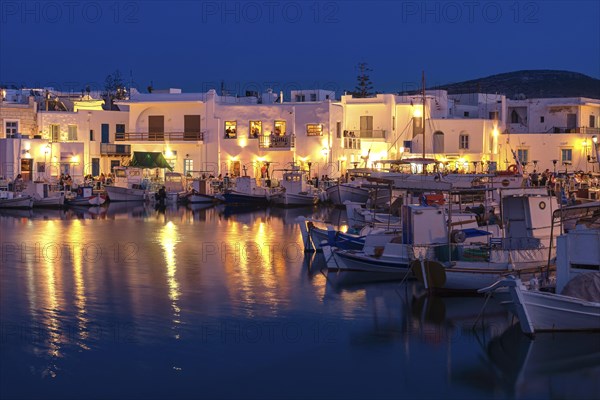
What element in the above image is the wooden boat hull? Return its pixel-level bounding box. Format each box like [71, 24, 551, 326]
[272, 192, 318, 206]
[222, 191, 269, 205]
[326, 184, 369, 206]
[187, 193, 217, 203]
[323, 245, 410, 285]
[105, 186, 146, 202]
[481, 277, 600, 334]
[66, 195, 106, 206]
[33, 194, 65, 208]
[0, 196, 34, 209]
[517, 289, 600, 332]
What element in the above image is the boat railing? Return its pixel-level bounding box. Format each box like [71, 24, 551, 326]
[412, 243, 491, 263]
[412, 236, 549, 263]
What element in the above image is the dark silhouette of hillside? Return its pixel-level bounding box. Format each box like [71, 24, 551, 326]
[430, 70, 600, 99]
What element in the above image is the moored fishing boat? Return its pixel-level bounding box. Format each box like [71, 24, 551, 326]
[222, 176, 281, 204]
[24, 182, 65, 208]
[326, 183, 369, 206]
[65, 186, 107, 206]
[104, 167, 148, 202]
[271, 166, 318, 206]
[0, 192, 34, 209]
[186, 178, 219, 203]
[413, 192, 558, 293]
[479, 206, 600, 334]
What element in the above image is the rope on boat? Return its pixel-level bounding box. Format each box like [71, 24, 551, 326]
[472, 291, 494, 331]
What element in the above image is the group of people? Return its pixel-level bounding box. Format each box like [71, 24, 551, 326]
[225, 127, 237, 138]
[528, 169, 598, 189]
[59, 173, 73, 191]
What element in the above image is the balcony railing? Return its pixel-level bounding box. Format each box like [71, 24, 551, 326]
[101, 143, 131, 156]
[115, 131, 204, 141]
[347, 129, 386, 139]
[548, 127, 600, 135]
[258, 134, 295, 150]
[343, 137, 361, 150]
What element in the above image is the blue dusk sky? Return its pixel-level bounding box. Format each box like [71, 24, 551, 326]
[1, 0, 599, 95]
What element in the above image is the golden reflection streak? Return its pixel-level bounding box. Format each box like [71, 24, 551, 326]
[40, 220, 62, 378]
[222, 218, 290, 318]
[68, 220, 89, 349]
[158, 221, 181, 339]
[338, 289, 367, 319]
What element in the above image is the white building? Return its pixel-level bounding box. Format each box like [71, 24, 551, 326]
[507, 97, 600, 134]
[3, 82, 598, 184]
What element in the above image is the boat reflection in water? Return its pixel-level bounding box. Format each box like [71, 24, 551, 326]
[486, 325, 600, 399]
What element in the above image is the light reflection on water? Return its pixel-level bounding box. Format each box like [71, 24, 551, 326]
[1, 204, 598, 399]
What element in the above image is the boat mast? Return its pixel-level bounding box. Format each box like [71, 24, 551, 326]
[422, 71, 426, 174]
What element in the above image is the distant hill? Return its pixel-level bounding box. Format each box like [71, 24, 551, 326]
[430, 70, 600, 100]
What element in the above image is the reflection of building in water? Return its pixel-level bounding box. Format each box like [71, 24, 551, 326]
[158, 221, 181, 339]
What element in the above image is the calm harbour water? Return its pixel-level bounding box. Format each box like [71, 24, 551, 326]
[1, 204, 599, 399]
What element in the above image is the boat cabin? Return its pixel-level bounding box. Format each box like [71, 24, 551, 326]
[165, 172, 185, 193]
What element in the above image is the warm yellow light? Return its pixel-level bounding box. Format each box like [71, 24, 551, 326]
[238, 137, 248, 148]
[165, 149, 174, 158]
[339, 155, 347, 161]
[24, 150, 31, 159]
[71, 155, 79, 163]
[321, 138, 329, 148]
[44, 145, 51, 155]
[413, 107, 423, 118]
[492, 128, 499, 137]
[321, 147, 329, 157]
[399, 146, 405, 153]
[592, 135, 598, 144]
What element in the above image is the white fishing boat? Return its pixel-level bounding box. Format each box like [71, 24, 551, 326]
[0, 192, 34, 209]
[163, 172, 188, 204]
[323, 238, 411, 286]
[411, 191, 558, 292]
[186, 178, 218, 203]
[66, 186, 106, 206]
[222, 176, 281, 204]
[23, 182, 65, 208]
[480, 216, 600, 335]
[326, 183, 369, 206]
[344, 201, 401, 230]
[298, 216, 393, 252]
[271, 167, 318, 206]
[104, 167, 148, 202]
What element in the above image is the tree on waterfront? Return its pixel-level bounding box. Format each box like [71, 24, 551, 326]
[104, 70, 127, 109]
[352, 62, 374, 98]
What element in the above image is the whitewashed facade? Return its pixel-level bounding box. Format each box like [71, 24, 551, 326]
[2, 85, 598, 183]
